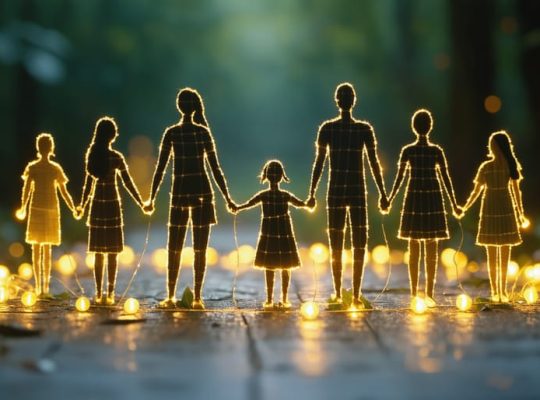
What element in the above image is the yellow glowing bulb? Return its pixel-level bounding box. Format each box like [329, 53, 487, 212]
[0, 265, 10, 282]
[507, 261, 519, 280]
[151, 248, 168, 271]
[371, 244, 390, 265]
[456, 294, 473, 311]
[18, 263, 33, 280]
[75, 296, 91, 312]
[56, 254, 77, 276]
[15, 208, 26, 220]
[21, 291, 37, 307]
[0, 285, 8, 302]
[309, 243, 329, 264]
[521, 217, 530, 230]
[118, 246, 135, 266]
[523, 286, 538, 305]
[411, 296, 427, 314]
[123, 298, 140, 314]
[300, 301, 320, 320]
[206, 247, 219, 266]
[85, 253, 95, 269]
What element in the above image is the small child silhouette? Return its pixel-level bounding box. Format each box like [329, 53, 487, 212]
[77, 117, 145, 305]
[16, 133, 77, 297]
[462, 131, 527, 303]
[232, 160, 309, 309]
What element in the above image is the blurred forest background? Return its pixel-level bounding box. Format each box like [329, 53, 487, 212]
[0, 0, 539, 261]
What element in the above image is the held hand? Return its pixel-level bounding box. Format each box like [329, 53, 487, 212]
[227, 200, 238, 214]
[143, 201, 155, 216]
[15, 207, 26, 221]
[453, 205, 464, 219]
[379, 196, 390, 214]
[306, 196, 316, 210]
[519, 214, 530, 229]
[74, 206, 84, 220]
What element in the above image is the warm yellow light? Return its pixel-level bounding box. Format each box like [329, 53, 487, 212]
[523, 286, 538, 304]
[309, 243, 329, 264]
[15, 208, 26, 220]
[0, 285, 8, 302]
[507, 261, 519, 280]
[524, 264, 540, 282]
[56, 254, 77, 276]
[238, 245, 255, 265]
[484, 95, 502, 113]
[75, 296, 91, 312]
[21, 291, 37, 307]
[8, 242, 25, 258]
[411, 296, 427, 314]
[151, 248, 168, 271]
[371, 245, 390, 265]
[18, 263, 33, 280]
[180, 246, 195, 267]
[300, 301, 320, 320]
[341, 249, 352, 265]
[441, 248, 467, 269]
[118, 246, 135, 266]
[123, 297, 140, 314]
[456, 294, 473, 311]
[0, 265, 10, 282]
[520, 217, 530, 230]
[206, 247, 219, 266]
[85, 253, 95, 269]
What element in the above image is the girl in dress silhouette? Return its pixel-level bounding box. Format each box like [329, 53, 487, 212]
[78, 117, 144, 305]
[232, 160, 308, 309]
[16, 133, 77, 297]
[386, 109, 461, 306]
[462, 131, 527, 302]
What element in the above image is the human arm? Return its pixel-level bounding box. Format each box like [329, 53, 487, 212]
[509, 178, 527, 225]
[78, 172, 95, 218]
[288, 193, 308, 209]
[234, 193, 262, 212]
[118, 155, 144, 209]
[146, 130, 172, 212]
[436, 148, 462, 217]
[387, 148, 409, 211]
[16, 168, 33, 220]
[364, 126, 388, 209]
[205, 130, 234, 210]
[307, 125, 328, 208]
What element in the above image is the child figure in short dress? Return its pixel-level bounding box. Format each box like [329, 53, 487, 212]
[232, 160, 309, 309]
[462, 131, 527, 303]
[16, 133, 77, 297]
[386, 109, 461, 306]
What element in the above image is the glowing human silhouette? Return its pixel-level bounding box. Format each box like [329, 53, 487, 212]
[386, 109, 461, 306]
[232, 160, 308, 309]
[16, 133, 77, 297]
[145, 88, 234, 309]
[308, 83, 388, 307]
[77, 117, 145, 305]
[462, 131, 527, 303]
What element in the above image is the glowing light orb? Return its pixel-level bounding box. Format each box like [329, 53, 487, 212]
[151, 248, 168, 271]
[118, 246, 135, 266]
[411, 296, 427, 314]
[456, 294, 473, 311]
[15, 208, 26, 220]
[523, 286, 538, 305]
[123, 298, 140, 314]
[0, 265, 10, 282]
[180, 246, 195, 267]
[521, 217, 530, 230]
[75, 296, 91, 312]
[21, 291, 37, 307]
[441, 248, 468, 269]
[18, 263, 33, 280]
[309, 243, 329, 264]
[238, 245, 255, 265]
[206, 247, 219, 266]
[0, 285, 8, 302]
[507, 261, 519, 280]
[85, 253, 95, 269]
[8, 242, 25, 258]
[300, 301, 320, 320]
[56, 254, 77, 276]
[371, 245, 390, 265]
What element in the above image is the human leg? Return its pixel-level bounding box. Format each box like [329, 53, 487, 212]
[32, 244, 42, 295]
[328, 206, 347, 301]
[41, 244, 52, 294]
[486, 246, 498, 301]
[499, 245, 511, 301]
[408, 240, 421, 297]
[281, 270, 291, 307]
[425, 239, 439, 301]
[192, 224, 211, 307]
[107, 253, 118, 303]
[349, 206, 368, 302]
[93, 253, 105, 302]
[265, 270, 275, 306]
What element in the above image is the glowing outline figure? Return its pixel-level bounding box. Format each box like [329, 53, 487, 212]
[386, 109, 461, 306]
[462, 131, 527, 303]
[16, 133, 77, 297]
[308, 83, 388, 307]
[145, 88, 234, 309]
[232, 160, 308, 309]
[78, 117, 145, 305]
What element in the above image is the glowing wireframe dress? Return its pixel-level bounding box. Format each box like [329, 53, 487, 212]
[474, 159, 521, 245]
[253, 189, 301, 269]
[87, 151, 130, 253]
[397, 143, 450, 240]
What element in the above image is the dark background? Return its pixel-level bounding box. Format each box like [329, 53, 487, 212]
[1, 0, 539, 261]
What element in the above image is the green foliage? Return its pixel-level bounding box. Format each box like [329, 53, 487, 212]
[177, 286, 194, 309]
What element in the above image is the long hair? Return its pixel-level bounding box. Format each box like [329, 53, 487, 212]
[177, 88, 209, 128]
[489, 131, 521, 180]
[86, 117, 117, 179]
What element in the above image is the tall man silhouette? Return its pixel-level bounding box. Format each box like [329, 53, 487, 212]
[308, 83, 388, 306]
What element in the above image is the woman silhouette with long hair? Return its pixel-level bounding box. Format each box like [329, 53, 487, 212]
[462, 131, 527, 302]
[16, 133, 77, 297]
[145, 88, 233, 309]
[78, 117, 144, 305]
[386, 109, 461, 306]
